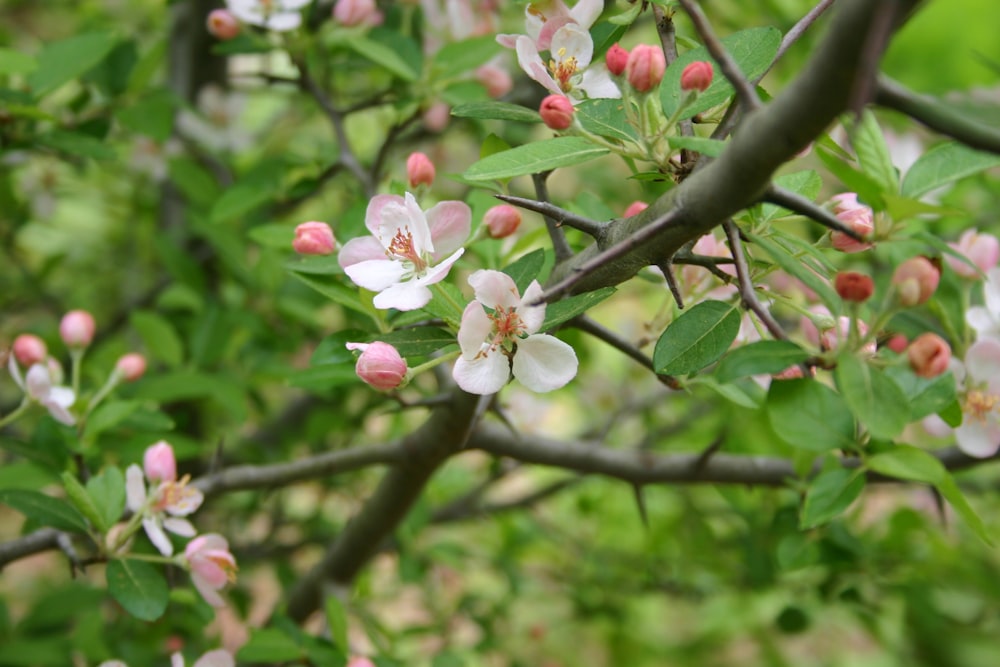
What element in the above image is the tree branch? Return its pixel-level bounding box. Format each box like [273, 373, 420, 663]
[763, 185, 865, 239]
[723, 219, 788, 340]
[494, 194, 608, 241]
[532, 172, 574, 261]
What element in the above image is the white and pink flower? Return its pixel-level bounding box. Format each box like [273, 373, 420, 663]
[339, 193, 469, 311]
[947, 229, 1000, 279]
[125, 442, 203, 557]
[225, 0, 310, 31]
[184, 534, 238, 608]
[966, 268, 1000, 341]
[452, 270, 578, 394]
[7, 355, 76, 425]
[947, 339, 1000, 458]
[512, 23, 619, 103]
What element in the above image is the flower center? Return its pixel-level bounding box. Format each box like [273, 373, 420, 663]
[155, 475, 201, 513]
[964, 389, 1000, 423]
[386, 227, 428, 272]
[549, 48, 579, 92]
[209, 552, 239, 582]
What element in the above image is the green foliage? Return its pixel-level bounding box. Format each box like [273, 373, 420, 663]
[106, 560, 169, 622]
[653, 300, 741, 375]
[464, 137, 611, 181]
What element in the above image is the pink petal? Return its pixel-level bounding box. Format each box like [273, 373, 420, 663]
[965, 339, 1000, 385]
[426, 201, 471, 259]
[193, 650, 236, 667]
[338, 236, 385, 268]
[191, 573, 225, 607]
[457, 302, 493, 359]
[365, 194, 405, 236]
[344, 258, 408, 292]
[512, 335, 578, 392]
[164, 517, 197, 537]
[372, 281, 433, 311]
[25, 364, 52, 400]
[516, 36, 560, 94]
[468, 269, 519, 309]
[452, 353, 510, 395]
[956, 419, 1000, 458]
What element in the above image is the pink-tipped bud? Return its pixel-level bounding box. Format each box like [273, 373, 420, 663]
[423, 102, 451, 132]
[12, 334, 47, 366]
[406, 152, 436, 188]
[885, 334, 908, 354]
[625, 45, 666, 93]
[892, 257, 940, 306]
[60, 310, 96, 349]
[206, 9, 241, 40]
[539, 95, 574, 130]
[907, 333, 951, 378]
[143, 440, 177, 483]
[680, 61, 714, 92]
[834, 272, 875, 303]
[346, 342, 408, 391]
[475, 64, 513, 99]
[484, 205, 522, 239]
[623, 201, 648, 217]
[605, 43, 629, 76]
[829, 193, 875, 253]
[116, 353, 147, 381]
[333, 0, 383, 27]
[293, 222, 337, 256]
[946, 229, 1000, 278]
[347, 658, 377, 667]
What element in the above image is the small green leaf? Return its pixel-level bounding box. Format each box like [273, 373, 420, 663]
[938, 476, 992, 545]
[502, 249, 546, 294]
[210, 181, 277, 223]
[849, 110, 898, 195]
[884, 365, 957, 421]
[867, 446, 945, 484]
[0, 48, 37, 75]
[421, 281, 466, 327]
[325, 596, 350, 652]
[451, 101, 541, 123]
[86, 467, 126, 533]
[312, 330, 367, 366]
[345, 34, 420, 81]
[84, 400, 142, 440]
[290, 273, 369, 318]
[376, 327, 457, 358]
[116, 89, 176, 141]
[767, 379, 856, 451]
[36, 131, 116, 160]
[834, 354, 910, 441]
[814, 145, 886, 210]
[106, 559, 169, 621]
[286, 255, 344, 276]
[29, 32, 117, 97]
[667, 136, 727, 157]
[0, 489, 89, 533]
[757, 170, 823, 222]
[902, 141, 1000, 198]
[287, 365, 361, 391]
[61, 472, 105, 532]
[800, 468, 865, 529]
[130, 311, 184, 368]
[464, 137, 610, 182]
[608, 1, 643, 25]
[541, 287, 616, 331]
[575, 99, 637, 143]
[237, 628, 305, 662]
[653, 300, 741, 375]
[432, 35, 502, 79]
[715, 340, 810, 383]
[747, 233, 840, 311]
[168, 157, 221, 206]
[249, 224, 295, 250]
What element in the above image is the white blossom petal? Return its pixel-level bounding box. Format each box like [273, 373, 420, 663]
[125, 465, 146, 512]
[453, 352, 510, 395]
[164, 517, 197, 537]
[193, 650, 236, 667]
[515, 36, 560, 94]
[579, 66, 621, 99]
[191, 572, 225, 607]
[426, 201, 471, 258]
[457, 302, 494, 359]
[518, 281, 547, 334]
[967, 306, 997, 338]
[965, 339, 1000, 384]
[338, 236, 385, 268]
[469, 270, 520, 309]
[344, 258, 409, 292]
[365, 194, 405, 236]
[415, 248, 464, 288]
[25, 364, 53, 401]
[143, 516, 175, 556]
[372, 281, 433, 311]
[569, 0, 603, 28]
[955, 419, 1000, 458]
[8, 354, 24, 391]
[551, 23, 593, 70]
[511, 334, 578, 392]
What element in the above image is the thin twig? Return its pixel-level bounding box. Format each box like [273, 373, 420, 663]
[652, 4, 696, 144]
[677, 0, 762, 110]
[761, 0, 837, 80]
[848, 0, 901, 116]
[763, 186, 865, 240]
[655, 259, 686, 309]
[495, 194, 608, 240]
[571, 316, 654, 371]
[532, 172, 574, 261]
[671, 250, 735, 282]
[723, 219, 787, 340]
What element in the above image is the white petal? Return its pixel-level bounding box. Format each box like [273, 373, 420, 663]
[372, 281, 433, 311]
[496, 33, 519, 49]
[426, 201, 471, 259]
[956, 419, 1000, 458]
[25, 364, 52, 400]
[416, 248, 464, 288]
[193, 650, 235, 667]
[43, 399, 77, 426]
[46, 386, 75, 408]
[551, 23, 593, 70]
[457, 302, 493, 359]
[985, 268, 1000, 313]
[515, 36, 560, 94]
[338, 236, 385, 268]
[966, 306, 997, 337]
[344, 258, 408, 292]
[365, 194, 405, 236]
[569, 0, 603, 28]
[965, 338, 1000, 384]
[512, 335, 578, 392]
[281, 0, 312, 9]
[403, 192, 434, 254]
[518, 280, 547, 334]
[171, 653, 185, 667]
[125, 465, 146, 512]
[452, 353, 510, 395]
[578, 67, 621, 99]
[469, 269, 519, 309]
[8, 354, 24, 391]
[143, 516, 175, 556]
[264, 10, 302, 31]
[164, 517, 197, 537]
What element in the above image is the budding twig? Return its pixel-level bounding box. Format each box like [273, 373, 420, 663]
[763, 186, 865, 241]
[532, 172, 574, 261]
[494, 194, 608, 241]
[652, 5, 696, 144]
[722, 220, 787, 341]
[764, 0, 837, 79]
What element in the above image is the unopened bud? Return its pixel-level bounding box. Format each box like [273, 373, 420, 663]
[680, 61, 714, 92]
[406, 152, 435, 188]
[885, 334, 908, 354]
[293, 222, 337, 256]
[892, 257, 940, 306]
[346, 342, 408, 391]
[60, 310, 96, 349]
[605, 43, 629, 76]
[834, 271, 874, 303]
[12, 334, 47, 366]
[143, 440, 177, 483]
[625, 45, 666, 93]
[539, 95, 574, 130]
[116, 353, 147, 381]
[475, 64, 513, 99]
[206, 9, 241, 40]
[423, 102, 451, 132]
[484, 205, 521, 239]
[829, 193, 875, 253]
[623, 201, 648, 217]
[346, 658, 377, 667]
[907, 333, 951, 378]
[333, 0, 382, 27]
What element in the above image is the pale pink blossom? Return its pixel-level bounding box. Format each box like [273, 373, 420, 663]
[484, 205, 522, 239]
[7, 355, 75, 425]
[406, 152, 436, 188]
[622, 201, 647, 217]
[625, 45, 666, 93]
[423, 102, 451, 132]
[333, 0, 383, 27]
[59, 310, 96, 348]
[891, 257, 940, 306]
[475, 62, 513, 99]
[175, 85, 250, 153]
[512, 22, 619, 103]
[184, 534, 238, 607]
[225, 0, 310, 31]
[207, 9, 241, 39]
[452, 270, 578, 394]
[947, 229, 1000, 278]
[339, 193, 469, 311]
[947, 339, 1000, 457]
[171, 650, 236, 667]
[293, 221, 337, 255]
[346, 658, 377, 667]
[144, 440, 177, 483]
[966, 268, 1000, 341]
[126, 442, 202, 557]
[497, 0, 602, 52]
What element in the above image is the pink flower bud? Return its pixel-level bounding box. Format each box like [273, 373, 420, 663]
[406, 152, 436, 188]
[333, 0, 383, 27]
[885, 334, 908, 354]
[623, 201, 648, 217]
[625, 45, 666, 93]
[892, 256, 940, 306]
[423, 102, 451, 132]
[680, 61, 714, 92]
[60, 310, 96, 348]
[907, 333, 951, 378]
[605, 43, 629, 76]
[829, 193, 874, 253]
[346, 342, 408, 391]
[144, 440, 177, 483]
[206, 9, 241, 40]
[834, 271, 874, 303]
[539, 95, 574, 130]
[115, 353, 147, 381]
[347, 658, 377, 667]
[484, 205, 522, 239]
[946, 229, 1000, 278]
[293, 222, 337, 255]
[475, 63, 513, 99]
[12, 334, 47, 366]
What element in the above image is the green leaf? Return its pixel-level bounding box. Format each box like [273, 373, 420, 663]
[767, 379, 856, 451]
[325, 596, 350, 652]
[345, 34, 420, 82]
[61, 472, 105, 532]
[290, 273, 369, 317]
[660, 27, 781, 120]
[86, 467, 126, 533]
[608, 1, 643, 25]
[653, 300, 741, 375]
[312, 330, 367, 366]
[849, 110, 898, 194]
[36, 131, 116, 160]
[287, 365, 361, 391]
[715, 340, 810, 383]
[29, 32, 117, 97]
[130, 310, 184, 368]
[0, 489, 88, 533]
[248, 223, 295, 250]
[432, 35, 502, 79]
[106, 559, 169, 621]
[116, 89, 176, 141]
[746, 233, 840, 311]
[210, 180, 277, 223]
[502, 249, 546, 294]
[286, 255, 344, 276]
[421, 281, 466, 328]
[884, 365, 957, 421]
[541, 287, 616, 331]
[834, 354, 910, 441]
[237, 628, 305, 662]
[575, 99, 637, 143]
[667, 136, 727, 157]
[938, 476, 992, 545]
[814, 145, 886, 210]
[168, 157, 221, 207]
[376, 327, 457, 358]
[689, 375, 763, 409]
[464, 137, 610, 181]
[867, 446, 945, 484]
[451, 101, 541, 123]
[0, 48, 37, 75]
[800, 468, 865, 529]
[84, 401, 142, 440]
[902, 141, 1000, 198]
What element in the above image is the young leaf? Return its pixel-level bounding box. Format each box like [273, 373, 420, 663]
[86, 467, 126, 533]
[849, 110, 898, 195]
[902, 141, 1000, 198]
[0, 489, 89, 533]
[237, 628, 305, 662]
[653, 300, 741, 375]
[746, 233, 840, 311]
[541, 287, 616, 331]
[937, 476, 993, 545]
[325, 596, 350, 652]
[29, 32, 117, 97]
[61, 472, 106, 532]
[800, 468, 865, 529]
[376, 327, 457, 358]
[502, 248, 546, 293]
[667, 136, 727, 157]
[130, 311, 184, 368]
[884, 365, 957, 421]
[814, 145, 886, 210]
[345, 35, 420, 82]
[84, 400, 142, 440]
[867, 446, 945, 484]
[451, 101, 541, 123]
[464, 137, 610, 182]
[715, 340, 810, 383]
[106, 559, 169, 621]
[767, 379, 856, 452]
[575, 99, 637, 143]
[834, 354, 910, 441]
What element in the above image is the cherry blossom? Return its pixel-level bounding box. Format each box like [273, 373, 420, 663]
[497, 0, 602, 53]
[339, 193, 469, 311]
[184, 534, 238, 607]
[7, 355, 76, 425]
[125, 442, 203, 557]
[966, 268, 1000, 341]
[513, 22, 619, 102]
[950, 339, 1000, 458]
[225, 0, 310, 31]
[452, 270, 578, 394]
[172, 651, 236, 667]
[947, 229, 1000, 278]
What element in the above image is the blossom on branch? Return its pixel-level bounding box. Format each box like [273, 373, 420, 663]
[947, 229, 1000, 278]
[949, 339, 1000, 458]
[452, 270, 578, 394]
[7, 355, 76, 425]
[966, 268, 1000, 341]
[339, 193, 470, 311]
[225, 0, 310, 31]
[513, 23, 619, 102]
[184, 534, 238, 608]
[125, 441, 203, 557]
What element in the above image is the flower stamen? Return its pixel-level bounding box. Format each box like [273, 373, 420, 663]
[964, 389, 1000, 423]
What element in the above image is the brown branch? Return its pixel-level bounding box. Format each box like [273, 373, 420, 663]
[723, 219, 787, 340]
[763, 185, 865, 240]
[494, 194, 608, 241]
[532, 172, 574, 261]
[764, 0, 838, 79]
